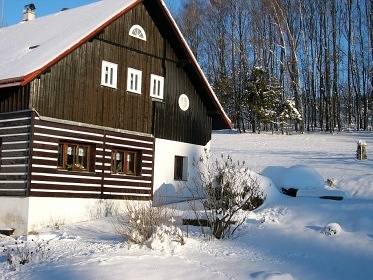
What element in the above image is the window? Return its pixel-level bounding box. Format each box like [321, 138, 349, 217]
[129, 24, 146, 41]
[174, 156, 188, 180]
[150, 74, 164, 100]
[58, 142, 93, 172]
[112, 149, 142, 176]
[101, 60, 118, 88]
[127, 68, 142, 94]
[178, 94, 190, 111]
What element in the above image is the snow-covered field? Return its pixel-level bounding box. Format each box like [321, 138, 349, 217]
[1, 131, 373, 280]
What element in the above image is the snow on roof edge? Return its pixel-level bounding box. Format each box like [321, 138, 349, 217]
[0, 0, 140, 86]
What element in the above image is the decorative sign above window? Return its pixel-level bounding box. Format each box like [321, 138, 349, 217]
[129, 24, 146, 41]
[178, 94, 189, 111]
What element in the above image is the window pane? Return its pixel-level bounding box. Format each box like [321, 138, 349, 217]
[157, 80, 161, 96]
[130, 73, 134, 90]
[105, 66, 109, 84]
[110, 68, 114, 85]
[174, 156, 183, 180]
[67, 145, 75, 165]
[152, 79, 157, 96]
[113, 151, 124, 173]
[126, 152, 136, 174]
[77, 146, 88, 169]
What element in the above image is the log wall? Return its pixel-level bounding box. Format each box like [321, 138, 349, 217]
[0, 111, 31, 196]
[0, 110, 154, 200]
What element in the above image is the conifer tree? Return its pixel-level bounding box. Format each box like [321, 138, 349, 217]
[245, 67, 282, 133]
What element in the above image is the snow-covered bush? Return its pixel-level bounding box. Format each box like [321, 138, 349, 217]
[184, 150, 265, 239]
[2, 239, 50, 271]
[147, 224, 185, 252]
[322, 223, 342, 236]
[114, 201, 182, 246]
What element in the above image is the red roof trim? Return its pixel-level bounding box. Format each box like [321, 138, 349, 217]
[0, 77, 23, 87]
[21, 0, 142, 86]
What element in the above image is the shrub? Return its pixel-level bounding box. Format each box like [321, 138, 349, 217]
[114, 201, 183, 246]
[2, 239, 50, 271]
[147, 224, 185, 252]
[184, 150, 265, 239]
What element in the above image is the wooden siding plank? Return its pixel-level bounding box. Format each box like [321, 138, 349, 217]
[103, 193, 152, 201]
[28, 191, 101, 199]
[0, 165, 28, 173]
[0, 190, 27, 196]
[0, 112, 31, 197]
[0, 182, 27, 188]
[30, 184, 101, 192]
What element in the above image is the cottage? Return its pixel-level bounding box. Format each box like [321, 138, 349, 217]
[0, 0, 231, 235]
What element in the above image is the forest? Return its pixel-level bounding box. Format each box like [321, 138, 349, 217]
[172, 0, 373, 133]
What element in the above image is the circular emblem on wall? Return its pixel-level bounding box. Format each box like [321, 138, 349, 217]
[178, 94, 189, 111]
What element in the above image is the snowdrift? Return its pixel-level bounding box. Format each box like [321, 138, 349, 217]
[261, 165, 345, 200]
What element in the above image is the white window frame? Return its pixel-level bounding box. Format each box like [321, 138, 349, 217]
[129, 24, 147, 41]
[150, 74, 164, 100]
[101, 60, 118, 89]
[127, 67, 142, 94]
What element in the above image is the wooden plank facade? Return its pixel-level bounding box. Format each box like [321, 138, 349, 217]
[23, 4, 212, 146]
[0, 110, 154, 200]
[0, 111, 31, 196]
[0, 0, 230, 204]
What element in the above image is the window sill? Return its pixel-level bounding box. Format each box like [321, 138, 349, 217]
[174, 178, 188, 182]
[57, 168, 95, 174]
[101, 84, 117, 89]
[111, 172, 142, 177]
[127, 90, 142, 95]
[151, 97, 165, 103]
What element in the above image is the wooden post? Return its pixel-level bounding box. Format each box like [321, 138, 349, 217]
[356, 140, 367, 160]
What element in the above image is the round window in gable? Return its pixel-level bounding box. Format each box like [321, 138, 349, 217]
[178, 94, 190, 111]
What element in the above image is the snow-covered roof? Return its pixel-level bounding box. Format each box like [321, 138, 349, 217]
[0, 0, 231, 128]
[0, 0, 139, 85]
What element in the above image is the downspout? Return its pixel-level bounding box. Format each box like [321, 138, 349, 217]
[101, 130, 106, 199]
[27, 110, 35, 197]
[27, 84, 35, 197]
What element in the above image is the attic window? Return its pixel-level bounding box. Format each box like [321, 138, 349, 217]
[127, 67, 142, 94]
[129, 25, 146, 41]
[101, 60, 118, 89]
[150, 74, 164, 100]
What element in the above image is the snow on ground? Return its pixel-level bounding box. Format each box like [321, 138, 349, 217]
[1, 131, 373, 280]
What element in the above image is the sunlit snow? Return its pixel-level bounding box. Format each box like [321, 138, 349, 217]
[1, 131, 373, 280]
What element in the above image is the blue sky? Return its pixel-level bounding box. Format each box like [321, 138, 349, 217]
[0, 0, 178, 27]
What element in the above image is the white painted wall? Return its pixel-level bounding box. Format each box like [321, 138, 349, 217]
[0, 197, 29, 235]
[27, 197, 123, 233]
[0, 197, 125, 235]
[153, 138, 210, 205]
